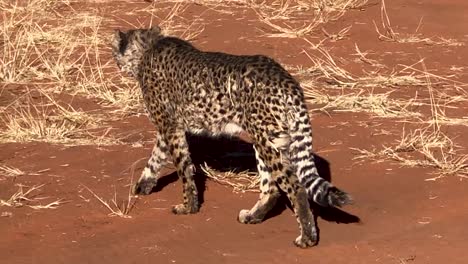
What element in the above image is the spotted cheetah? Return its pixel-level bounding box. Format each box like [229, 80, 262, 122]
[111, 26, 352, 248]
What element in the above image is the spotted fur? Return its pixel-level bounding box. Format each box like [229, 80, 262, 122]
[111, 26, 352, 247]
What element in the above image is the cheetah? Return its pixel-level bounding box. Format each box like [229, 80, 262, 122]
[111, 26, 352, 248]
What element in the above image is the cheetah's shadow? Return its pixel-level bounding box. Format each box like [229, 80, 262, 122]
[155, 133, 360, 225]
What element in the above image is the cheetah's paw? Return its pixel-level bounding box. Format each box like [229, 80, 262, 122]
[293, 233, 317, 248]
[132, 178, 157, 195]
[171, 202, 199, 215]
[237, 209, 262, 224]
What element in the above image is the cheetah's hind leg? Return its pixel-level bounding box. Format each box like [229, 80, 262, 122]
[253, 129, 317, 248]
[238, 145, 281, 224]
[133, 134, 169, 195]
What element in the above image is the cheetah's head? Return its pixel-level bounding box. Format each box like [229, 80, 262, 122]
[111, 26, 162, 78]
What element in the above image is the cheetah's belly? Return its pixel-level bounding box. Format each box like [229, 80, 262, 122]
[223, 123, 244, 135]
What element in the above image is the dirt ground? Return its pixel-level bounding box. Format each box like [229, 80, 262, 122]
[1, 0, 468, 263]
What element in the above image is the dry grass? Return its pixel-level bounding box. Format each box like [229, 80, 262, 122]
[250, 0, 322, 38]
[305, 89, 422, 118]
[0, 184, 66, 209]
[353, 125, 468, 180]
[201, 163, 259, 193]
[0, 165, 25, 178]
[352, 63, 468, 180]
[301, 47, 428, 89]
[0, 4, 106, 84]
[0, 90, 119, 145]
[141, 2, 205, 41]
[352, 44, 385, 68]
[252, 5, 321, 38]
[82, 184, 137, 218]
[0, 20, 39, 83]
[374, 0, 463, 46]
[298, 48, 427, 118]
[322, 25, 351, 41]
[0, 2, 145, 145]
[251, 0, 367, 38]
[299, 46, 468, 122]
[0, 2, 140, 113]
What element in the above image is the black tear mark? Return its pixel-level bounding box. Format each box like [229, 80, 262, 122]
[119, 31, 129, 54]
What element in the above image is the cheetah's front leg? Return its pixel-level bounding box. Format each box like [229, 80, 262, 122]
[133, 133, 169, 195]
[165, 127, 199, 215]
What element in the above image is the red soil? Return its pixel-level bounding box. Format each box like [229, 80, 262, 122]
[1, 1, 468, 263]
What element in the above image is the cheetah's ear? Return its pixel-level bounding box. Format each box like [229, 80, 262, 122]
[148, 25, 162, 37]
[113, 29, 121, 40]
[113, 29, 129, 54]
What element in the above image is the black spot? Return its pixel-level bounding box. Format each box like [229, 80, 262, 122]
[272, 163, 277, 171]
[159, 145, 169, 152]
[261, 178, 268, 186]
[276, 177, 283, 185]
[276, 163, 284, 171]
[301, 126, 312, 133]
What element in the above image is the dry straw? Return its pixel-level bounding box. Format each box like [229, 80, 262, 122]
[374, 0, 463, 46]
[201, 163, 260, 193]
[0, 184, 66, 209]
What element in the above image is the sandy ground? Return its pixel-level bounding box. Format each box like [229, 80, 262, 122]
[1, 0, 468, 263]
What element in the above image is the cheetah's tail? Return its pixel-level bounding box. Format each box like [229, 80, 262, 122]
[286, 91, 353, 208]
[306, 178, 353, 207]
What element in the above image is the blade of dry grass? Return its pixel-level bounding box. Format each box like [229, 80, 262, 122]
[322, 25, 351, 41]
